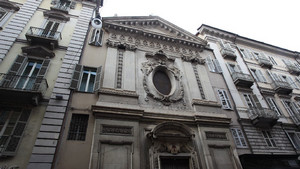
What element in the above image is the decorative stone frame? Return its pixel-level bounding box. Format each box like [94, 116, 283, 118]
[141, 50, 184, 106]
[147, 122, 200, 169]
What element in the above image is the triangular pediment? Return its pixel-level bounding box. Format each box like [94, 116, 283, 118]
[103, 16, 207, 47]
[22, 46, 55, 58]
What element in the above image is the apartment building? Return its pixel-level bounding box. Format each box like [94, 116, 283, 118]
[198, 25, 300, 169]
[0, 0, 95, 168]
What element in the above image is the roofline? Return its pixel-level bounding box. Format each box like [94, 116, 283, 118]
[197, 24, 300, 56]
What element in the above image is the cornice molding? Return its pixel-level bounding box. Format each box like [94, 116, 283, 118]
[103, 22, 207, 50]
[99, 88, 139, 98]
[192, 99, 222, 107]
[43, 10, 70, 21]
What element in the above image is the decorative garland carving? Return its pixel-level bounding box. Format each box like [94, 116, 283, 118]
[106, 39, 137, 51]
[182, 54, 205, 64]
[141, 50, 184, 106]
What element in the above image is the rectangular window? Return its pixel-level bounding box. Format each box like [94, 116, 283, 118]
[281, 100, 300, 120]
[0, 108, 31, 156]
[231, 128, 247, 148]
[70, 64, 102, 92]
[250, 68, 267, 83]
[287, 132, 300, 150]
[67, 114, 89, 141]
[16, 60, 42, 90]
[243, 93, 256, 108]
[206, 57, 222, 73]
[266, 97, 282, 116]
[268, 56, 277, 65]
[262, 131, 276, 147]
[217, 89, 232, 109]
[79, 67, 97, 92]
[239, 48, 254, 60]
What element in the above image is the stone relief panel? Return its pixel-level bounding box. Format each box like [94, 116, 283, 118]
[141, 50, 184, 106]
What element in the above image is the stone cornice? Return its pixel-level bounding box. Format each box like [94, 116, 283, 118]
[92, 104, 231, 126]
[103, 22, 207, 50]
[99, 88, 139, 98]
[192, 99, 222, 107]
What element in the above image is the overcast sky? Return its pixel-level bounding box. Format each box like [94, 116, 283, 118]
[100, 0, 300, 52]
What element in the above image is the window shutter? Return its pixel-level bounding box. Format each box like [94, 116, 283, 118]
[286, 76, 298, 89]
[226, 63, 234, 74]
[70, 1, 76, 9]
[231, 128, 247, 147]
[70, 64, 83, 90]
[223, 90, 232, 109]
[252, 94, 262, 109]
[51, 0, 59, 5]
[266, 98, 281, 115]
[291, 102, 300, 114]
[33, 59, 50, 91]
[217, 89, 231, 109]
[42, 21, 53, 36]
[281, 100, 295, 117]
[49, 22, 60, 38]
[257, 69, 267, 82]
[250, 69, 258, 81]
[3, 109, 31, 156]
[206, 57, 215, 72]
[94, 66, 102, 92]
[245, 49, 254, 60]
[1, 55, 27, 88]
[213, 59, 222, 73]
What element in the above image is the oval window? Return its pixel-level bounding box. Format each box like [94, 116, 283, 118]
[153, 70, 172, 95]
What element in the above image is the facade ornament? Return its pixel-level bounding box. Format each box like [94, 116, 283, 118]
[182, 54, 205, 64]
[141, 50, 184, 106]
[106, 39, 137, 51]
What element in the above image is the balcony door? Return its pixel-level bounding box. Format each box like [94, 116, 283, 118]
[16, 60, 42, 90]
[41, 20, 60, 38]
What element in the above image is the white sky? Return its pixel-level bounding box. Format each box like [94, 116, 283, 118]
[100, 0, 300, 52]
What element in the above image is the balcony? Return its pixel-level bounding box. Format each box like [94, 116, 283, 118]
[231, 72, 254, 88]
[286, 64, 300, 76]
[0, 73, 48, 105]
[25, 27, 61, 50]
[220, 47, 237, 60]
[50, 2, 71, 14]
[257, 56, 273, 69]
[248, 108, 279, 128]
[271, 80, 293, 95]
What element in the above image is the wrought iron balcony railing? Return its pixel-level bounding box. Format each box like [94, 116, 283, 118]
[248, 108, 279, 128]
[26, 27, 61, 40]
[51, 2, 71, 13]
[257, 56, 273, 69]
[231, 72, 254, 88]
[0, 73, 48, 105]
[286, 64, 300, 75]
[270, 80, 293, 95]
[220, 47, 236, 60]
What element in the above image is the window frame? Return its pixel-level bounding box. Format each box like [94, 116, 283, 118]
[266, 97, 282, 116]
[67, 114, 89, 141]
[287, 131, 300, 150]
[262, 130, 276, 147]
[231, 128, 247, 148]
[79, 67, 97, 92]
[217, 89, 232, 110]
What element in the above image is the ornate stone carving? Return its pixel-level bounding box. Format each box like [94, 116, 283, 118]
[106, 39, 137, 51]
[205, 131, 227, 140]
[141, 50, 184, 106]
[182, 54, 205, 64]
[101, 125, 133, 135]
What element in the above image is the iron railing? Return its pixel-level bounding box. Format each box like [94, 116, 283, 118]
[26, 27, 62, 40]
[220, 47, 236, 59]
[257, 56, 272, 66]
[271, 80, 292, 90]
[0, 73, 48, 95]
[248, 108, 279, 120]
[51, 2, 71, 12]
[231, 72, 254, 82]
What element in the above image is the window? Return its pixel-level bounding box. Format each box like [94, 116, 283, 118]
[262, 131, 276, 147]
[243, 93, 256, 108]
[266, 97, 282, 116]
[89, 28, 103, 46]
[79, 68, 96, 92]
[281, 100, 300, 118]
[206, 57, 222, 73]
[0, 108, 31, 156]
[67, 114, 89, 141]
[41, 20, 61, 39]
[231, 128, 247, 148]
[1, 55, 50, 91]
[70, 64, 102, 92]
[226, 63, 241, 74]
[239, 48, 254, 60]
[287, 132, 300, 150]
[250, 68, 267, 83]
[217, 89, 232, 109]
[268, 56, 277, 65]
[153, 69, 172, 95]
